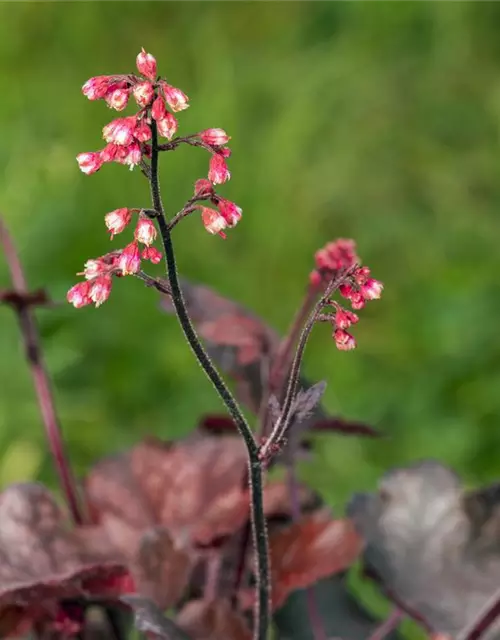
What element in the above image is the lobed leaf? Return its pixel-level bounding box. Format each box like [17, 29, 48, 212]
[348, 460, 500, 638]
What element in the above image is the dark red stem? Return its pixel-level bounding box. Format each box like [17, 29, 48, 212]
[0, 217, 84, 524]
[367, 608, 403, 640]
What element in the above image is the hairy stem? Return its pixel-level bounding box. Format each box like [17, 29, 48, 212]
[260, 268, 355, 460]
[0, 218, 84, 524]
[134, 270, 171, 296]
[149, 123, 270, 640]
[367, 608, 403, 640]
[258, 286, 318, 440]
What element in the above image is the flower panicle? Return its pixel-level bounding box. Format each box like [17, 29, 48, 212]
[309, 239, 383, 351]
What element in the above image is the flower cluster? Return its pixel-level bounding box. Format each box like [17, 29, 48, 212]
[76, 49, 232, 189]
[312, 239, 383, 350]
[69, 49, 244, 309]
[192, 179, 242, 238]
[67, 209, 162, 309]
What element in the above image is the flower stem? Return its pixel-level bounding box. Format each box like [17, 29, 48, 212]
[0, 217, 84, 525]
[149, 123, 270, 640]
[260, 268, 355, 460]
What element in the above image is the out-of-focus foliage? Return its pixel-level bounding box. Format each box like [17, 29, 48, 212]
[1, 4, 500, 632]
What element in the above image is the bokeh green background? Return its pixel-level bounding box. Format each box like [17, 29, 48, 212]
[1, 2, 500, 632]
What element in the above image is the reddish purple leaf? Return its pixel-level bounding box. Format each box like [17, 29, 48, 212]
[85, 435, 313, 551]
[0, 483, 131, 637]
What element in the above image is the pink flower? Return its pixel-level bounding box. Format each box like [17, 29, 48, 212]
[76, 152, 103, 175]
[151, 96, 167, 121]
[118, 242, 141, 275]
[309, 270, 322, 288]
[208, 154, 231, 185]
[105, 208, 132, 238]
[354, 266, 371, 286]
[136, 48, 157, 81]
[334, 309, 359, 330]
[80, 259, 106, 279]
[349, 292, 366, 310]
[100, 143, 121, 163]
[67, 281, 91, 308]
[315, 239, 359, 272]
[120, 143, 142, 169]
[105, 88, 130, 111]
[82, 76, 112, 101]
[133, 81, 155, 108]
[339, 284, 354, 300]
[199, 128, 230, 146]
[89, 275, 113, 307]
[161, 82, 189, 112]
[156, 113, 178, 140]
[217, 199, 242, 227]
[361, 278, 384, 300]
[102, 117, 137, 146]
[194, 179, 214, 198]
[201, 208, 228, 237]
[142, 247, 162, 264]
[334, 329, 356, 351]
[134, 218, 157, 246]
[134, 120, 152, 142]
[339, 283, 365, 310]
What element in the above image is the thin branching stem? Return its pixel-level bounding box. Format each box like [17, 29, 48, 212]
[0, 217, 84, 525]
[148, 122, 270, 640]
[260, 267, 357, 460]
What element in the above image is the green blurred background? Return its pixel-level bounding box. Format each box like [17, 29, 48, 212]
[1, 2, 500, 626]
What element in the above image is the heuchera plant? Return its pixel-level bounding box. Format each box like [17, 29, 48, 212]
[0, 49, 395, 640]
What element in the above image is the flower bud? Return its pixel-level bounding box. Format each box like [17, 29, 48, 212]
[208, 154, 231, 185]
[80, 259, 106, 279]
[82, 76, 111, 101]
[349, 292, 366, 310]
[136, 48, 157, 81]
[217, 199, 242, 227]
[194, 179, 214, 198]
[361, 278, 384, 300]
[89, 275, 113, 307]
[156, 112, 178, 140]
[201, 208, 228, 237]
[161, 82, 189, 112]
[67, 281, 91, 308]
[105, 208, 132, 238]
[133, 81, 155, 108]
[354, 266, 371, 286]
[76, 152, 103, 175]
[142, 247, 163, 264]
[334, 308, 359, 330]
[121, 142, 142, 169]
[309, 270, 322, 288]
[105, 88, 130, 111]
[102, 116, 137, 146]
[199, 128, 230, 146]
[100, 143, 120, 163]
[134, 120, 152, 142]
[134, 218, 157, 246]
[118, 242, 141, 275]
[334, 329, 356, 351]
[151, 96, 167, 121]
